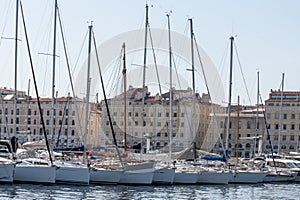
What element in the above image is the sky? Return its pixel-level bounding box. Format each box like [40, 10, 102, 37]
[0, 0, 299, 105]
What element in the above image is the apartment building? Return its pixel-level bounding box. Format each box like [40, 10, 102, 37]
[264, 90, 300, 153]
[0, 87, 100, 149]
[100, 86, 211, 153]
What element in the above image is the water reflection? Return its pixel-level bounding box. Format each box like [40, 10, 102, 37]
[0, 183, 299, 199]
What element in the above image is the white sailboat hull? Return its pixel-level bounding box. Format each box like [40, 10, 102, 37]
[119, 170, 154, 185]
[55, 164, 90, 185]
[229, 171, 267, 184]
[0, 163, 14, 183]
[197, 171, 230, 184]
[90, 168, 123, 184]
[119, 162, 155, 185]
[264, 172, 296, 182]
[14, 165, 56, 183]
[152, 167, 175, 185]
[173, 171, 199, 184]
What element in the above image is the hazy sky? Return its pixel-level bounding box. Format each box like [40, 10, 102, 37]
[0, 0, 299, 105]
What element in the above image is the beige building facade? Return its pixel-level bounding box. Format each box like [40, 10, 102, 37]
[0, 87, 100, 149]
[265, 90, 300, 153]
[101, 86, 211, 153]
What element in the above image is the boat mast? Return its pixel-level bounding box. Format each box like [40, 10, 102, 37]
[167, 13, 173, 162]
[83, 23, 93, 163]
[189, 18, 197, 161]
[254, 71, 260, 156]
[122, 43, 127, 152]
[141, 4, 149, 154]
[278, 73, 284, 154]
[236, 96, 240, 165]
[225, 36, 234, 154]
[14, 0, 20, 138]
[51, 0, 58, 140]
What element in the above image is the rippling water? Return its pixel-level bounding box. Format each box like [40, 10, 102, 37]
[0, 183, 299, 200]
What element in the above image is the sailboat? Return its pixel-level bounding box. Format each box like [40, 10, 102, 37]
[221, 36, 267, 184]
[0, 140, 14, 183]
[165, 16, 198, 185]
[10, 0, 57, 184]
[89, 27, 124, 185]
[40, 0, 90, 185]
[117, 41, 155, 185]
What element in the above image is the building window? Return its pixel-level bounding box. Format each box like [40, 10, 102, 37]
[128, 112, 132, 117]
[274, 135, 278, 141]
[47, 110, 50, 116]
[246, 143, 251, 149]
[291, 114, 295, 119]
[247, 121, 251, 129]
[291, 135, 295, 141]
[282, 135, 286, 141]
[166, 112, 169, 117]
[113, 112, 117, 116]
[283, 124, 286, 130]
[181, 122, 184, 127]
[72, 120, 75, 125]
[135, 121, 138, 126]
[135, 112, 138, 117]
[275, 113, 279, 119]
[238, 121, 242, 129]
[173, 113, 177, 117]
[283, 114, 287, 119]
[275, 124, 279, 130]
[267, 113, 271, 119]
[291, 124, 295, 130]
[158, 112, 161, 117]
[59, 110, 63, 116]
[157, 122, 161, 127]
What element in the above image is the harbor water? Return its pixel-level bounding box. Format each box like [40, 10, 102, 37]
[0, 183, 299, 200]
